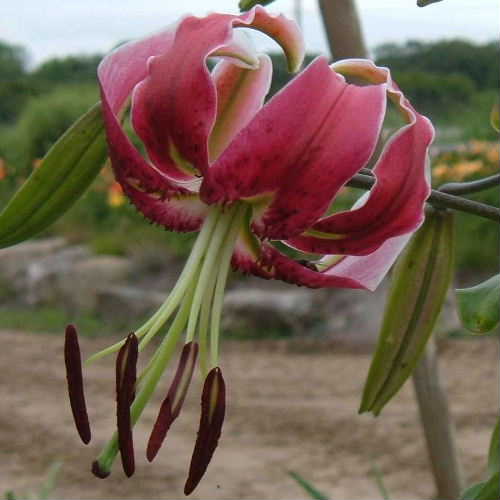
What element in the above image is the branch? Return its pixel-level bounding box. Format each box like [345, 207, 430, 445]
[438, 174, 500, 196]
[346, 173, 500, 222]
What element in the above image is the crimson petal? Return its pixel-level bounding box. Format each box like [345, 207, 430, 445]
[287, 81, 434, 255]
[147, 342, 199, 461]
[131, 7, 303, 179]
[231, 235, 412, 291]
[201, 57, 386, 239]
[184, 367, 226, 495]
[98, 28, 208, 233]
[64, 324, 91, 445]
[286, 60, 433, 256]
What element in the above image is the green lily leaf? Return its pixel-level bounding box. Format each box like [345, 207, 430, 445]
[288, 472, 330, 500]
[461, 472, 500, 500]
[460, 419, 499, 499]
[360, 210, 454, 415]
[456, 275, 500, 334]
[487, 418, 499, 476]
[0, 102, 107, 249]
[461, 482, 488, 500]
[239, 0, 275, 12]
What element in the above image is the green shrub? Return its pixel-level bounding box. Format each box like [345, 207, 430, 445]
[392, 70, 476, 117]
[2, 84, 98, 178]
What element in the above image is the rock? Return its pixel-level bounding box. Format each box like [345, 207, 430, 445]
[58, 256, 131, 310]
[96, 285, 165, 322]
[23, 246, 91, 304]
[222, 288, 320, 337]
[323, 282, 389, 346]
[0, 238, 67, 286]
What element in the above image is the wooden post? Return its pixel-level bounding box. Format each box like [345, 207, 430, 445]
[412, 338, 464, 499]
[317, 0, 368, 60]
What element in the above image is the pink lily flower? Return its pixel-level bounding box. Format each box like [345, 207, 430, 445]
[65, 6, 434, 495]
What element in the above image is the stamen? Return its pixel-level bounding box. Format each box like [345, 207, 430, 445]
[90, 204, 244, 481]
[147, 342, 199, 461]
[184, 367, 226, 495]
[93, 291, 194, 475]
[64, 324, 91, 445]
[116, 333, 138, 477]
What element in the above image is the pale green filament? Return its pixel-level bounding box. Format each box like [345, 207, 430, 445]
[198, 271, 216, 378]
[185, 208, 237, 342]
[85, 209, 221, 364]
[209, 206, 245, 367]
[137, 208, 221, 351]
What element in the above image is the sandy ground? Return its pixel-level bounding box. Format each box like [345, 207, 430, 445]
[0, 330, 498, 500]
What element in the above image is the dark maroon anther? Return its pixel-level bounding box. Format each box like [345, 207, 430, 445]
[184, 367, 226, 496]
[116, 333, 138, 477]
[147, 342, 198, 462]
[64, 324, 91, 445]
[91, 460, 111, 479]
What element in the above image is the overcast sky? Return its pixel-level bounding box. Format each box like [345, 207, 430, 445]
[1, 0, 498, 66]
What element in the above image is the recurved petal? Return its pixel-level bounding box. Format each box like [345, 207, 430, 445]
[234, 6, 304, 73]
[98, 26, 177, 114]
[98, 35, 208, 230]
[100, 94, 208, 232]
[287, 61, 434, 256]
[98, 32, 207, 232]
[209, 54, 273, 162]
[131, 7, 303, 179]
[121, 186, 208, 233]
[231, 229, 273, 280]
[232, 234, 411, 291]
[201, 57, 386, 239]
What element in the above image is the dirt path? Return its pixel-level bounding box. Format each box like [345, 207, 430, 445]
[1, 330, 498, 499]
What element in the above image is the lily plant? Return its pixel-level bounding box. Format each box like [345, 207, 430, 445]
[64, 5, 434, 495]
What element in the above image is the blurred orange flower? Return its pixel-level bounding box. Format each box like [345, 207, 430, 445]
[107, 181, 126, 207]
[0, 158, 7, 180]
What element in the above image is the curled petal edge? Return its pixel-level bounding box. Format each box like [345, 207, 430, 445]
[232, 226, 411, 291]
[286, 60, 434, 255]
